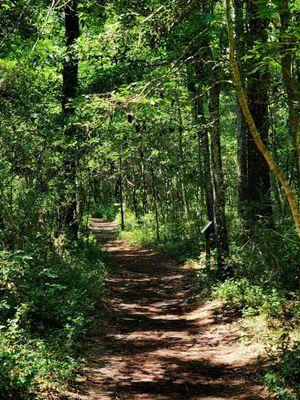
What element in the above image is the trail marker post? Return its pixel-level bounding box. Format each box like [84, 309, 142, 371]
[201, 221, 213, 265]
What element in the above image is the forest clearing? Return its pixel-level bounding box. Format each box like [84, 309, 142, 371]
[0, 0, 299, 399]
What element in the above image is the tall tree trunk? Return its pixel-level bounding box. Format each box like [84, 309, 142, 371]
[62, 0, 79, 239]
[176, 91, 190, 219]
[201, 128, 215, 227]
[131, 162, 139, 219]
[188, 69, 215, 229]
[209, 83, 229, 268]
[278, 0, 300, 181]
[234, 0, 249, 223]
[150, 161, 160, 242]
[225, 0, 300, 238]
[246, 0, 273, 226]
[140, 148, 147, 215]
[119, 155, 125, 231]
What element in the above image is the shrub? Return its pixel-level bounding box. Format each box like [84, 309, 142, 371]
[212, 278, 266, 313]
[0, 239, 108, 398]
[265, 344, 300, 400]
[116, 210, 203, 258]
[228, 225, 300, 291]
[211, 279, 299, 322]
[0, 312, 79, 399]
[91, 203, 120, 220]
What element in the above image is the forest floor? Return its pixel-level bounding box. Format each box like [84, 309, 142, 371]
[65, 219, 269, 400]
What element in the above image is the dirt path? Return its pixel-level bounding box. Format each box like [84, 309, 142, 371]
[66, 219, 267, 400]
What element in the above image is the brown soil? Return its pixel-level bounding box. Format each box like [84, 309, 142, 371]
[65, 219, 268, 400]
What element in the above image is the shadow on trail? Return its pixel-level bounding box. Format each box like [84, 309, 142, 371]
[71, 219, 266, 400]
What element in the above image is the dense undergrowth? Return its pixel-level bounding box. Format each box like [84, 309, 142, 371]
[1, 0, 299, 398]
[91, 204, 121, 221]
[210, 277, 299, 400]
[116, 210, 203, 259]
[116, 209, 300, 400]
[0, 238, 108, 399]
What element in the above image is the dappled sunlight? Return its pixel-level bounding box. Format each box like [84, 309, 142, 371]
[66, 220, 267, 400]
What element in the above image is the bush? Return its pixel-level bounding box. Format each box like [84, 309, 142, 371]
[228, 225, 300, 291]
[91, 203, 120, 220]
[265, 344, 300, 400]
[116, 210, 203, 258]
[211, 279, 299, 322]
[0, 239, 108, 398]
[212, 278, 266, 313]
[0, 316, 79, 399]
[209, 279, 299, 400]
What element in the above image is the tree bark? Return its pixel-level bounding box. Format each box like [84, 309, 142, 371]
[209, 83, 229, 267]
[278, 0, 300, 180]
[119, 155, 125, 230]
[234, 0, 249, 223]
[176, 89, 190, 219]
[150, 160, 160, 242]
[188, 70, 215, 229]
[62, 0, 80, 239]
[225, 0, 300, 238]
[245, 0, 273, 226]
[140, 148, 148, 215]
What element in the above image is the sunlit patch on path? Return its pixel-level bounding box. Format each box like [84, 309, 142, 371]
[66, 219, 267, 400]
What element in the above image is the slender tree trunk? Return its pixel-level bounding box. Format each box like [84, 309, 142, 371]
[131, 164, 139, 219]
[140, 149, 147, 215]
[62, 0, 79, 239]
[150, 161, 160, 242]
[246, 0, 273, 226]
[201, 129, 215, 227]
[278, 0, 300, 180]
[209, 83, 229, 267]
[119, 155, 125, 230]
[234, 0, 249, 223]
[0, 202, 4, 233]
[225, 0, 300, 238]
[188, 70, 215, 229]
[176, 88, 190, 219]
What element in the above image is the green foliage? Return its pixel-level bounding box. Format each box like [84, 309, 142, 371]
[265, 344, 300, 400]
[92, 203, 120, 220]
[116, 210, 203, 258]
[0, 242, 107, 398]
[0, 0, 299, 397]
[209, 275, 299, 399]
[0, 318, 79, 399]
[228, 225, 300, 291]
[212, 278, 265, 313]
[211, 278, 299, 322]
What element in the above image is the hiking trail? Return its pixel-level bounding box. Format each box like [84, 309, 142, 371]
[66, 219, 267, 400]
